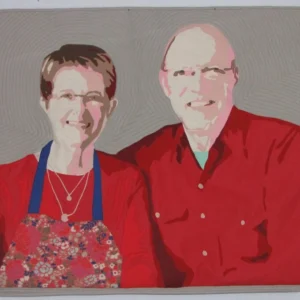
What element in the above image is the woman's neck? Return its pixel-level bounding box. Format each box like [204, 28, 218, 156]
[35, 140, 94, 175]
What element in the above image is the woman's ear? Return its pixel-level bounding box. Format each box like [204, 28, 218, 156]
[39, 96, 48, 112]
[107, 97, 118, 117]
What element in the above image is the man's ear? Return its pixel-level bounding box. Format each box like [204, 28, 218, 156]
[107, 97, 118, 117]
[231, 60, 239, 85]
[159, 70, 171, 96]
[234, 66, 239, 85]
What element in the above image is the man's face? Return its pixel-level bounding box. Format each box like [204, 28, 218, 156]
[160, 27, 238, 133]
[41, 65, 117, 148]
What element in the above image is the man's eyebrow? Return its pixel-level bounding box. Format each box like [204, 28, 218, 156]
[202, 66, 226, 74]
[173, 70, 185, 76]
[86, 90, 102, 95]
[201, 66, 233, 74]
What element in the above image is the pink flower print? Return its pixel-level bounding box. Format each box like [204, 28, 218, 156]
[0, 273, 7, 286]
[51, 222, 70, 236]
[68, 247, 79, 257]
[14, 225, 30, 255]
[57, 265, 65, 271]
[61, 242, 69, 250]
[50, 236, 61, 247]
[92, 227, 99, 233]
[6, 260, 24, 282]
[70, 258, 92, 278]
[99, 273, 106, 280]
[91, 249, 107, 262]
[27, 226, 42, 252]
[34, 262, 53, 277]
[83, 274, 98, 286]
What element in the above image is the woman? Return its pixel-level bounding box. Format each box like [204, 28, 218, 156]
[0, 44, 160, 288]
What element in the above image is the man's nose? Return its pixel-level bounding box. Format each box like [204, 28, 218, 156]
[190, 73, 203, 95]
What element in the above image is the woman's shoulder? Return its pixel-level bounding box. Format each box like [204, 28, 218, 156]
[0, 154, 37, 182]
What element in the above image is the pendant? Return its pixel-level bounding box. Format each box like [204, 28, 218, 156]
[66, 195, 72, 201]
[61, 214, 69, 222]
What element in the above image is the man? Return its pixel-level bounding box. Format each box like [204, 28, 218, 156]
[118, 24, 300, 287]
[0, 44, 160, 288]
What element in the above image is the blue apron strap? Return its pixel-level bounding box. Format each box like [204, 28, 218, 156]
[92, 151, 103, 220]
[28, 140, 53, 213]
[28, 140, 103, 221]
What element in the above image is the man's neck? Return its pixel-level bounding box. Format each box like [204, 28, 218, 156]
[183, 107, 233, 152]
[184, 129, 216, 152]
[35, 139, 94, 175]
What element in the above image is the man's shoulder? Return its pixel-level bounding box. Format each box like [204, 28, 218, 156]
[236, 107, 299, 138]
[96, 150, 142, 179]
[116, 123, 181, 163]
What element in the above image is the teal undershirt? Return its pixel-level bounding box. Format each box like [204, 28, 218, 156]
[194, 151, 209, 169]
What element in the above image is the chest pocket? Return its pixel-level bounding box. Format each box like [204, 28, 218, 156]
[153, 204, 189, 245]
[220, 209, 271, 270]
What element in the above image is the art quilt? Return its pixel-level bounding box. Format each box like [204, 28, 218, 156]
[0, 6, 300, 296]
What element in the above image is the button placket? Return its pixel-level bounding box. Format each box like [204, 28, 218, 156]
[197, 175, 209, 259]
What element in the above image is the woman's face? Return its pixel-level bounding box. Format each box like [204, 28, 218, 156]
[41, 65, 117, 149]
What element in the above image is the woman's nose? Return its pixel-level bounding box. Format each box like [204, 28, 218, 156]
[71, 98, 86, 117]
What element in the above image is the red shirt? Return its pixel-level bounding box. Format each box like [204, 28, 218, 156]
[117, 106, 300, 287]
[0, 151, 161, 288]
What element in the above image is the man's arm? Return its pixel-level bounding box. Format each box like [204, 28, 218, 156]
[117, 144, 139, 165]
[224, 124, 300, 284]
[119, 170, 163, 288]
[260, 124, 300, 283]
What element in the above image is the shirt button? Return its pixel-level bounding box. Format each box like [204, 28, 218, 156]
[198, 183, 204, 189]
[202, 250, 208, 256]
[155, 212, 160, 219]
[200, 213, 206, 219]
[241, 220, 246, 226]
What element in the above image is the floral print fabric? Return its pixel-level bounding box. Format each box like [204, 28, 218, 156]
[0, 214, 122, 288]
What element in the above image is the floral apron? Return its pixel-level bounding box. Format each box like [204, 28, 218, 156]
[0, 141, 122, 288]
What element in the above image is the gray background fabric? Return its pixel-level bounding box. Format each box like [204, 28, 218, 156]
[0, 7, 300, 163]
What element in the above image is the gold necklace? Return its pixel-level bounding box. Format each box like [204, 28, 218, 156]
[47, 170, 90, 222]
[54, 171, 86, 201]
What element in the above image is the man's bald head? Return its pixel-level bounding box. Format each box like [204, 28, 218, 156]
[159, 23, 238, 134]
[161, 24, 236, 72]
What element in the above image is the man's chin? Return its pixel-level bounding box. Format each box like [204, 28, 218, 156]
[182, 120, 212, 132]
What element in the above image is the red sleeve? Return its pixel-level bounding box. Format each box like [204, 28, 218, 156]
[223, 125, 300, 285]
[260, 126, 300, 284]
[117, 145, 138, 165]
[119, 172, 162, 288]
